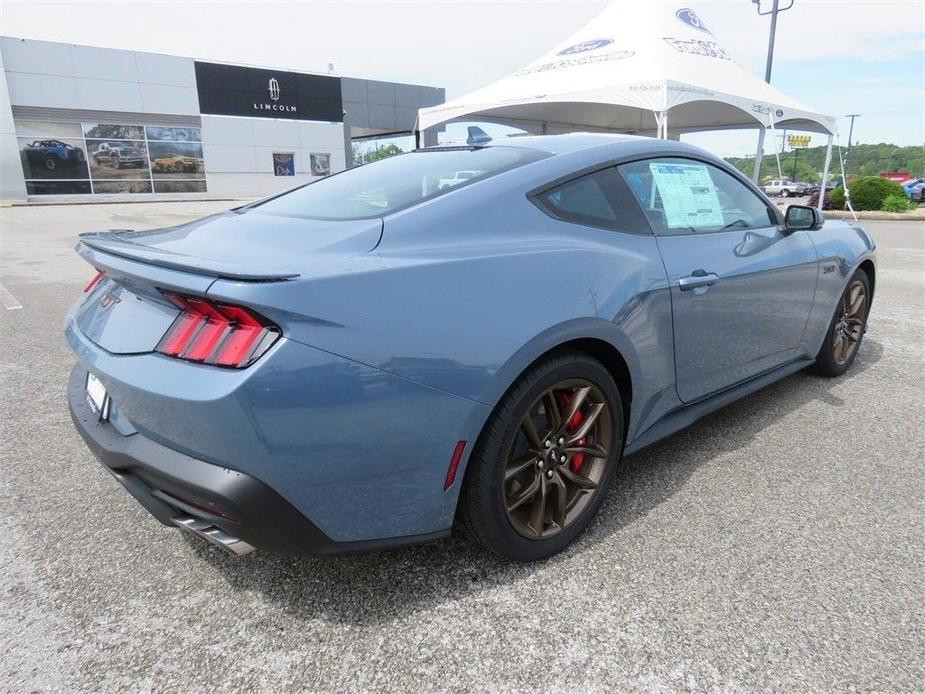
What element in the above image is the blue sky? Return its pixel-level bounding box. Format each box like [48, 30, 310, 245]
[2, 0, 922, 157]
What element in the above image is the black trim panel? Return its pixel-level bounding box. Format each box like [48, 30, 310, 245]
[624, 357, 814, 455]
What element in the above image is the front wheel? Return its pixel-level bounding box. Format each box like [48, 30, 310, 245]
[459, 350, 623, 561]
[814, 269, 870, 376]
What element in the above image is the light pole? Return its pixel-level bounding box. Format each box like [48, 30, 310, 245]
[751, 0, 795, 183]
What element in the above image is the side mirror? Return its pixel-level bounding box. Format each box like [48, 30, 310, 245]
[784, 204, 824, 232]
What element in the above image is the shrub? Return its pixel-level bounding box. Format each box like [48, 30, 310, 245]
[829, 186, 846, 209]
[846, 176, 906, 211]
[881, 194, 915, 213]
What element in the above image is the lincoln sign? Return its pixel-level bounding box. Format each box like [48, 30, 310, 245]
[194, 61, 343, 122]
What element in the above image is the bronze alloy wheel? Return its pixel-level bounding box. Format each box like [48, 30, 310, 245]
[503, 379, 613, 539]
[833, 279, 867, 365]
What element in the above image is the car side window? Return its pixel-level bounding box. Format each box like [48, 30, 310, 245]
[534, 166, 651, 234]
[617, 158, 775, 236]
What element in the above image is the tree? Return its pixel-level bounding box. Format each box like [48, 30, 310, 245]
[351, 142, 404, 166]
[725, 143, 924, 182]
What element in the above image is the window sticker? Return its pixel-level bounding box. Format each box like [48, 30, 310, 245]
[648, 162, 723, 229]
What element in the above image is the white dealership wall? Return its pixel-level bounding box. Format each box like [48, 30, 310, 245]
[0, 37, 350, 201]
[201, 114, 345, 198]
[0, 47, 27, 200]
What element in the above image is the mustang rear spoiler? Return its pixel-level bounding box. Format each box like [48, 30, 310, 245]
[77, 232, 301, 282]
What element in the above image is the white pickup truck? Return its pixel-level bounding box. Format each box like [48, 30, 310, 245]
[762, 179, 808, 198]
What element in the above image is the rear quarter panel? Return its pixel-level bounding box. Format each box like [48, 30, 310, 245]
[207, 161, 678, 450]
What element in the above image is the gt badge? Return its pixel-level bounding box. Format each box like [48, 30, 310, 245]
[99, 291, 121, 310]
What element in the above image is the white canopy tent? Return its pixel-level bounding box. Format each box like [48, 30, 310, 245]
[416, 1, 837, 210]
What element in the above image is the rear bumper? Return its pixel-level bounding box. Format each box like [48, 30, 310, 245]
[68, 364, 449, 556]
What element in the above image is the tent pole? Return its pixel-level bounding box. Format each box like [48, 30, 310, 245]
[752, 128, 766, 183]
[413, 128, 421, 150]
[818, 134, 833, 214]
[767, 116, 783, 180]
[654, 111, 667, 139]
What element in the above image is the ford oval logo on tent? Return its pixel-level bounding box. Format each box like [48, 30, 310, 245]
[676, 8, 712, 35]
[558, 38, 614, 56]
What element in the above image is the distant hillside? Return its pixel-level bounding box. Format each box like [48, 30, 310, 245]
[725, 143, 924, 183]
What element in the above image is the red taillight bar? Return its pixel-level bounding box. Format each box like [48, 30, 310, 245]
[156, 292, 279, 368]
[84, 269, 104, 293]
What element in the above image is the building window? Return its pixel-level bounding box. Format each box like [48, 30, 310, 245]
[14, 120, 206, 196]
[273, 152, 295, 176]
[310, 152, 331, 177]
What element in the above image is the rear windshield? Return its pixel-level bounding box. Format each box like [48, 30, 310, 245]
[249, 146, 547, 220]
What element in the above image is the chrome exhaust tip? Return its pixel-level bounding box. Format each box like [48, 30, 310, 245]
[172, 515, 256, 556]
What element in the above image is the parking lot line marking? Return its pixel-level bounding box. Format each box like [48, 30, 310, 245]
[0, 283, 22, 310]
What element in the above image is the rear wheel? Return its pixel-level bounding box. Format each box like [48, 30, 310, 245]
[459, 350, 623, 561]
[782, 188, 791, 198]
[814, 269, 870, 376]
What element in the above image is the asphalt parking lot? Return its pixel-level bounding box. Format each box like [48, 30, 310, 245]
[1, 202, 922, 691]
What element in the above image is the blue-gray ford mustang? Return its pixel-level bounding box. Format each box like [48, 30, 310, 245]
[66, 134, 876, 561]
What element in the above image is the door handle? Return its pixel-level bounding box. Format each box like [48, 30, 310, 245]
[678, 270, 719, 291]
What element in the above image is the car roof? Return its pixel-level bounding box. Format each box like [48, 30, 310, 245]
[425, 132, 728, 168]
[427, 133, 646, 155]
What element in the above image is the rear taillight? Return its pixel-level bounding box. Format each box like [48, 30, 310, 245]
[84, 270, 104, 293]
[156, 292, 280, 368]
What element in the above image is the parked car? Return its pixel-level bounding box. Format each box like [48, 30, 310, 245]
[902, 178, 925, 202]
[92, 142, 146, 169]
[437, 170, 479, 189]
[762, 179, 809, 197]
[66, 134, 876, 562]
[23, 139, 85, 173]
[152, 155, 199, 173]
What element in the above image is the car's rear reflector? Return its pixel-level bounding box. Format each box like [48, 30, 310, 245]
[156, 292, 279, 368]
[443, 441, 467, 490]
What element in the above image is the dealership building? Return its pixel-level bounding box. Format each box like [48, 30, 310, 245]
[0, 37, 444, 201]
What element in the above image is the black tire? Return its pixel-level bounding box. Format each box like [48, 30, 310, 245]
[459, 350, 623, 561]
[782, 189, 791, 198]
[44, 156, 57, 171]
[814, 268, 870, 377]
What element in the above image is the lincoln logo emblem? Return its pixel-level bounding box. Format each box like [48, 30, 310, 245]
[254, 77, 295, 112]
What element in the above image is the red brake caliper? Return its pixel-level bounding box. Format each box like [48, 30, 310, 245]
[556, 392, 587, 473]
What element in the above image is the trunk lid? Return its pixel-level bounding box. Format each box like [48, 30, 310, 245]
[74, 210, 382, 354]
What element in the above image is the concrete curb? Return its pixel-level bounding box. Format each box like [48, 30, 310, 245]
[823, 209, 925, 222]
[2, 197, 248, 208]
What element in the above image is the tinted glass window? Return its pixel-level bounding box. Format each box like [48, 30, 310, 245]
[250, 147, 547, 220]
[618, 158, 775, 236]
[539, 170, 616, 225]
[535, 166, 651, 234]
